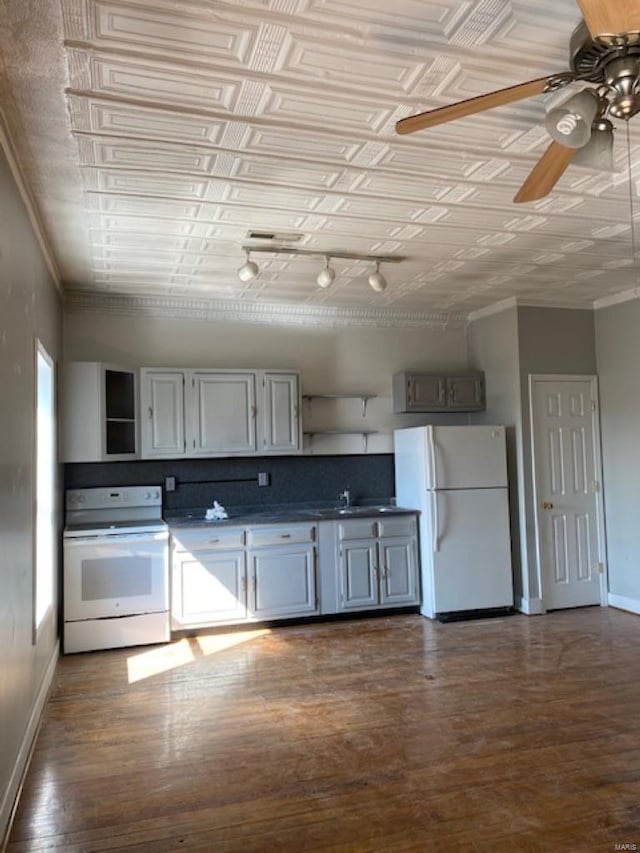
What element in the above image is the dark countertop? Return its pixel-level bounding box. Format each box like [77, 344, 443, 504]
[165, 503, 418, 529]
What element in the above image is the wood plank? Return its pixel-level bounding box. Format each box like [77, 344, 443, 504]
[7, 609, 640, 851]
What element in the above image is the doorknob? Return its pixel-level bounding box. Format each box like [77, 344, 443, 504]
[542, 501, 554, 510]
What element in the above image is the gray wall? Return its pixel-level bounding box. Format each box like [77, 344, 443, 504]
[595, 298, 640, 603]
[467, 306, 523, 599]
[517, 307, 597, 603]
[0, 145, 62, 836]
[468, 305, 597, 610]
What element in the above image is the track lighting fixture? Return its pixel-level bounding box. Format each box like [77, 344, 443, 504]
[237, 250, 259, 283]
[239, 245, 403, 293]
[368, 261, 387, 293]
[316, 256, 336, 289]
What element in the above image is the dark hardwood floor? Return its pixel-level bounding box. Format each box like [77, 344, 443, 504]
[6, 608, 640, 852]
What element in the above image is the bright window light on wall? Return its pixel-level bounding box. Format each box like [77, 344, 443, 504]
[34, 339, 55, 638]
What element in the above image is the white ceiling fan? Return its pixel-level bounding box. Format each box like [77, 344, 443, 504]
[396, 1, 640, 203]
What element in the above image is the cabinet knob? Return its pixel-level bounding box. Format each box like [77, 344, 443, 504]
[148, 406, 153, 419]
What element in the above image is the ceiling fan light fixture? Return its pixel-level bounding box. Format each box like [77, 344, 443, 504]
[237, 251, 259, 282]
[545, 88, 599, 148]
[316, 256, 336, 288]
[368, 261, 387, 293]
[573, 119, 615, 171]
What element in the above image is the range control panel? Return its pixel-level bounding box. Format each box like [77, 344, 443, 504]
[66, 486, 162, 511]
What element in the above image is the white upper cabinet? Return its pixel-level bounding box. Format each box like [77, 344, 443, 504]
[139, 368, 300, 459]
[141, 369, 186, 458]
[61, 362, 138, 463]
[191, 371, 256, 455]
[261, 372, 301, 454]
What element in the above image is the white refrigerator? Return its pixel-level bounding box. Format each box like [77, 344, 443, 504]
[393, 425, 513, 620]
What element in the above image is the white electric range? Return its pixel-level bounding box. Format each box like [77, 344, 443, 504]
[63, 486, 170, 653]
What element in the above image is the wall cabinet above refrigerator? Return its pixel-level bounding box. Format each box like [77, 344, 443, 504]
[392, 370, 485, 413]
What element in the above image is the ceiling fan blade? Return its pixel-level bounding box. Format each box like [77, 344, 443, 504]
[576, 0, 640, 40]
[396, 77, 555, 135]
[514, 142, 577, 203]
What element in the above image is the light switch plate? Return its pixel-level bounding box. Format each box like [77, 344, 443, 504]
[258, 472, 269, 487]
[165, 476, 176, 492]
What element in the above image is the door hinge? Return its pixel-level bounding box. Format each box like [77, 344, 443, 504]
[591, 400, 597, 412]
[596, 562, 605, 574]
[591, 480, 600, 493]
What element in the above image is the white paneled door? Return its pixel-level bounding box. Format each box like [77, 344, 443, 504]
[530, 376, 605, 610]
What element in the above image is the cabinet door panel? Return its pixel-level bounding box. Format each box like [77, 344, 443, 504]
[447, 375, 485, 410]
[192, 372, 256, 454]
[339, 540, 378, 610]
[379, 537, 419, 606]
[249, 546, 317, 618]
[407, 374, 446, 412]
[172, 550, 246, 628]
[262, 372, 300, 453]
[141, 370, 185, 458]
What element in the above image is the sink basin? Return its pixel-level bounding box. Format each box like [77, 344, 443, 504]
[336, 506, 393, 516]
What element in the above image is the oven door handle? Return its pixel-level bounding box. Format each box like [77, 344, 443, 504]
[64, 531, 169, 545]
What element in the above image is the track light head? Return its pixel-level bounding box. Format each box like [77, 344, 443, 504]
[368, 261, 387, 292]
[316, 256, 336, 289]
[545, 88, 599, 148]
[237, 251, 259, 283]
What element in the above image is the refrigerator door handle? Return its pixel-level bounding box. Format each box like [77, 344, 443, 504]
[431, 491, 440, 552]
[429, 431, 438, 490]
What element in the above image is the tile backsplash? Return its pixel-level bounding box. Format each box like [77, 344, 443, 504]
[64, 454, 395, 514]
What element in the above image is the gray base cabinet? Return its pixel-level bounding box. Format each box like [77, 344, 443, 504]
[336, 515, 419, 613]
[171, 522, 317, 629]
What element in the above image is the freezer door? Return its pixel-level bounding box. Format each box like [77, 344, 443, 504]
[427, 425, 507, 490]
[430, 487, 513, 613]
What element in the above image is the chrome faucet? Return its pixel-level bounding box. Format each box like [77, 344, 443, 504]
[337, 488, 351, 509]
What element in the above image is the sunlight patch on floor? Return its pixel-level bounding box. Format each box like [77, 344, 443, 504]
[126, 629, 271, 683]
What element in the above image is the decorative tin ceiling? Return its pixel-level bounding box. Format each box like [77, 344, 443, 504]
[2, 0, 640, 319]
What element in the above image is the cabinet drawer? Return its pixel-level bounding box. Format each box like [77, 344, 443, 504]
[338, 519, 378, 541]
[171, 526, 245, 552]
[247, 524, 315, 547]
[377, 515, 417, 539]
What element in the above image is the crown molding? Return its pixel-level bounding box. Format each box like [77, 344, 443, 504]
[0, 111, 62, 293]
[594, 287, 640, 310]
[467, 295, 595, 324]
[467, 297, 518, 323]
[63, 290, 468, 330]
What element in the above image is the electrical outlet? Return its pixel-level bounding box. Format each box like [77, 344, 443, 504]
[165, 476, 176, 492]
[257, 472, 269, 487]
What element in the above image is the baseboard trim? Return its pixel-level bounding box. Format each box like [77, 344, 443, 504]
[516, 597, 545, 615]
[0, 642, 59, 848]
[608, 593, 640, 616]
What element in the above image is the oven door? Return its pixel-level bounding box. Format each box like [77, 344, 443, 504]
[64, 530, 169, 621]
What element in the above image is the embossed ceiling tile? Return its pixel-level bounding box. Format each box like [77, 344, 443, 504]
[68, 0, 258, 65]
[69, 98, 228, 145]
[301, 0, 460, 39]
[69, 52, 240, 112]
[333, 197, 425, 221]
[88, 194, 205, 220]
[262, 87, 396, 134]
[225, 184, 325, 211]
[245, 127, 361, 163]
[356, 173, 453, 203]
[81, 139, 218, 174]
[214, 208, 308, 231]
[87, 171, 211, 199]
[380, 146, 480, 179]
[235, 158, 343, 190]
[282, 35, 428, 95]
[93, 215, 199, 236]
